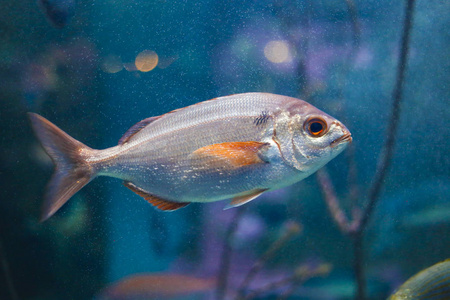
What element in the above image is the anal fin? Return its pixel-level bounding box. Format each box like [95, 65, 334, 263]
[123, 181, 189, 211]
[224, 188, 268, 209]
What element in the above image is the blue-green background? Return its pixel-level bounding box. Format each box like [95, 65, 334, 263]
[0, 0, 448, 299]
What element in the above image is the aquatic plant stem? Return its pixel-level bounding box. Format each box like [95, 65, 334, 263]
[317, 168, 361, 234]
[316, 0, 363, 234]
[340, 0, 362, 210]
[277, 263, 332, 300]
[216, 206, 246, 300]
[317, 169, 352, 233]
[242, 273, 300, 300]
[359, 0, 416, 234]
[317, 0, 416, 299]
[353, 0, 416, 299]
[236, 221, 301, 299]
[344, 0, 361, 48]
[240, 262, 331, 300]
[353, 232, 365, 300]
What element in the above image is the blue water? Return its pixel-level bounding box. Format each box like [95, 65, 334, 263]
[0, 0, 448, 299]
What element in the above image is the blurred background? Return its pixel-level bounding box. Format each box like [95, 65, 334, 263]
[0, 0, 448, 299]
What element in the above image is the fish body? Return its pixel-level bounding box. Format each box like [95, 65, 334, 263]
[29, 93, 351, 221]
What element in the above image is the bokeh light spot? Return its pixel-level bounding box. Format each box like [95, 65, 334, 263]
[135, 50, 158, 72]
[264, 40, 292, 64]
[101, 55, 123, 73]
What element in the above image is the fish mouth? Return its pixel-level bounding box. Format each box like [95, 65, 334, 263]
[331, 132, 352, 147]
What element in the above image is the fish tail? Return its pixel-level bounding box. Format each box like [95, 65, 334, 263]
[28, 113, 96, 222]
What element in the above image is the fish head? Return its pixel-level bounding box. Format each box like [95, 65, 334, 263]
[283, 102, 352, 172]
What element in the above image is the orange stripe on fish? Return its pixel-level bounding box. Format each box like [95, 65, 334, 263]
[191, 141, 269, 169]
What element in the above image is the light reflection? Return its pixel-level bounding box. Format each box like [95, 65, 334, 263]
[101, 55, 123, 73]
[264, 40, 292, 64]
[135, 50, 159, 72]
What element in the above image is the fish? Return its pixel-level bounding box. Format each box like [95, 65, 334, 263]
[28, 93, 352, 221]
[388, 259, 450, 300]
[96, 273, 215, 299]
[38, 0, 75, 28]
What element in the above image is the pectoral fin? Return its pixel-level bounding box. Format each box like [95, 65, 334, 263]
[224, 188, 268, 209]
[191, 141, 269, 169]
[123, 181, 189, 211]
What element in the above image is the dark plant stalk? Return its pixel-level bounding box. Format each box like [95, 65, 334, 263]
[241, 263, 331, 300]
[0, 238, 19, 300]
[241, 274, 294, 300]
[276, 269, 318, 300]
[299, 0, 312, 99]
[353, 0, 416, 299]
[353, 232, 365, 299]
[344, 0, 361, 48]
[317, 169, 352, 233]
[216, 206, 246, 300]
[316, 0, 416, 299]
[342, 0, 361, 204]
[358, 0, 416, 233]
[325, 0, 362, 218]
[317, 168, 362, 234]
[241, 271, 300, 300]
[236, 221, 301, 299]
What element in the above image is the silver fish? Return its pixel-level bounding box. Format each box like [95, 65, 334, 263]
[29, 93, 352, 221]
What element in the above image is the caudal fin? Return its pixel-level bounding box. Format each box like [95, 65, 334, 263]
[28, 113, 95, 221]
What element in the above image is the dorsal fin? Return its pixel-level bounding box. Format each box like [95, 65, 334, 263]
[123, 181, 189, 211]
[118, 116, 161, 145]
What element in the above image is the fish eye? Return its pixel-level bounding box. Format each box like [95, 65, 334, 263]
[304, 117, 328, 137]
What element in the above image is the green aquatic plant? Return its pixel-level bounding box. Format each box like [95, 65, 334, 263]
[388, 259, 450, 300]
